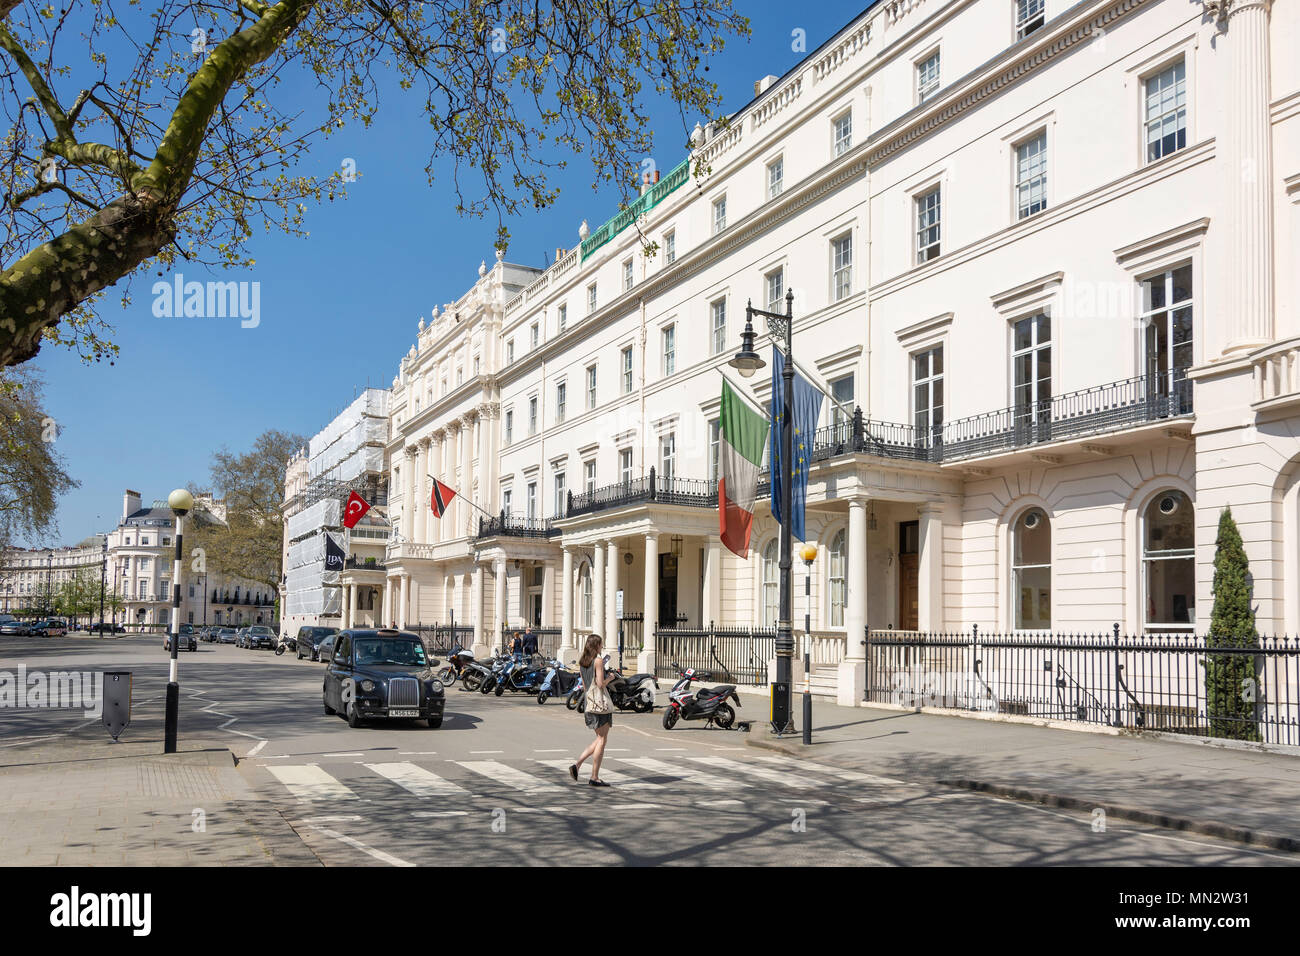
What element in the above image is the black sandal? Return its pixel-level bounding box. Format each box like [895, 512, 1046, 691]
[588, 779, 610, 787]
[568, 764, 578, 781]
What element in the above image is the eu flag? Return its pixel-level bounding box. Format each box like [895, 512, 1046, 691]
[770, 346, 824, 542]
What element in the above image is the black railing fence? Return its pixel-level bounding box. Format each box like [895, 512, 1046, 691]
[407, 623, 474, 655]
[499, 624, 562, 657]
[565, 467, 716, 518]
[865, 625, 1299, 746]
[653, 623, 776, 686]
[476, 513, 559, 540]
[616, 613, 645, 669]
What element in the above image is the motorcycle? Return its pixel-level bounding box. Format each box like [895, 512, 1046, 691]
[478, 652, 513, 694]
[274, 638, 287, 656]
[437, 646, 477, 688]
[661, 663, 740, 730]
[495, 654, 549, 697]
[564, 656, 657, 713]
[566, 672, 584, 711]
[537, 658, 578, 705]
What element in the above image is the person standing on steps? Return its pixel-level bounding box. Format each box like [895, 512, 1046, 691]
[570, 634, 614, 787]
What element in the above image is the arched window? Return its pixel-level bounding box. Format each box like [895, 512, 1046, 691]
[829, 530, 846, 627]
[580, 563, 593, 629]
[761, 540, 778, 627]
[1013, 508, 1051, 629]
[1143, 490, 1195, 629]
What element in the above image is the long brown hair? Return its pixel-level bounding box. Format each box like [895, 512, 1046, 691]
[579, 634, 603, 668]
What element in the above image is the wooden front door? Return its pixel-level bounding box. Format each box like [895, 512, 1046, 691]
[899, 520, 919, 631]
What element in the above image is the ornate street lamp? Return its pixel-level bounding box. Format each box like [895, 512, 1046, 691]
[731, 288, 797, 735]
[164, 488, 193, 753]
[799, 542, 818, 745]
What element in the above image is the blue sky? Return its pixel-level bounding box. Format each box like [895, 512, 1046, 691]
[28, 1, 871, 546]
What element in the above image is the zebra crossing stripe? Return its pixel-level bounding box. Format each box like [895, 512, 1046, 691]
[534, 759, 658, 790]
[364, 762, 470, 797]
[455, 760, 565, 793]
[688, 755, 814, 789]
[616, 757, 741, 790]
[267, 765, 357, 802]
[751, 755, 905, 786]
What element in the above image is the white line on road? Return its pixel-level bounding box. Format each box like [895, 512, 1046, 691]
[534, 749, 567, 753]
[267, 765, 357, 802]
[246, 740, 267, 757]
[752, 755, 906, 787]
[299, 815, 362, 824]
[616, 757, 741, 790]
[413, 811, 469, 819]
[455, 760, 565, 793]
[399, 751, 439, 756]
[698, 798, 744, 807]
[690, 755, 815, 789]
[470, 749, 504, 753]
[534, 759, 658, 790]
[323, 752, 364, 757]
[308, 825, 414, 867]
[364, 762, 470, 798]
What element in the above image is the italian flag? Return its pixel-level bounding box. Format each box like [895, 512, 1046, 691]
[718, 379, 769, 558]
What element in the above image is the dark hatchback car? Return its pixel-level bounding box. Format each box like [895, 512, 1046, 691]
[245, 625, 277, 650]
[295, 625, 339, 662]
[323, 629, 445, 729]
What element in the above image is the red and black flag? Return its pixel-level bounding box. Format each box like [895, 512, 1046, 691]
[430, 479, 457, 518]
[342, 490, 371, 529]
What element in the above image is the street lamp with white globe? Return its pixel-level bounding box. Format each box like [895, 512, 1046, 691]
[164, 487, 193, 753]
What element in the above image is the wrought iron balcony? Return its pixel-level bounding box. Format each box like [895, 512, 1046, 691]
[564, 468, 715, 519]
[344, 556, 384, 570]
[475, 514, 560, 540]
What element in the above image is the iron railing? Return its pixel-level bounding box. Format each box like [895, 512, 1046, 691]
[475, 513, 559, 540]
[499, 624, 563, 657]
[343, 556, 383, 570]
[653, 623, 776, 685]
[407, 623, 474, 655]
[565, 467, 715, 518]
[864, 625, 1299, 746]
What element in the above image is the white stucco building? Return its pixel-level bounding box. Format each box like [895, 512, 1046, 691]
[343, 0, 1297, 705]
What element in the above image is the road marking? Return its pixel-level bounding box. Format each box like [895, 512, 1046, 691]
[469, 750, 504, 754]
[413, 811, 469, 819]
[616, 757, 740, 790]
[267, 765, 357, 802]
[246, 740, 267, 758]
[308, 825, 413, 867]
[323, 752, 364, 757]
[300, 815, 362, 824]
[752, 755, 905, 786]
[364, 761, 470, 798]
[534, 749, 567, 753]
[698, 798, 744, 807]
[455, 760, 565, 794]
[656, 747, 687, 752]
[513, 806, 569, 814]
[689, 755, 814, 789]
[399, 751, 438, 756]
[534, 759, 658, 790]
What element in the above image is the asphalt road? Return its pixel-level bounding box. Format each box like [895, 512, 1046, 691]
[2, 634, 1296, 867]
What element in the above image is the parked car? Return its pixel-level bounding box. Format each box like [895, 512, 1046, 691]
[216, 627, 238, 644]
[322, 629, 445, 728]
[31, 619, 68, 637]
[164, 624, 198, 652]
[316, 632, 338, 664]
[295, 626, 340, 662]
[245, 625, 276, 650]
[0, 618, 31, 636]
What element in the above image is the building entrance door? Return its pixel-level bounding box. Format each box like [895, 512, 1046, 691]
[658, 552, 679, 629]
[899, 520, 919, 631]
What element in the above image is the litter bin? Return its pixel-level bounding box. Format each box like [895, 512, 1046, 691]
[103, 671, 132, 741]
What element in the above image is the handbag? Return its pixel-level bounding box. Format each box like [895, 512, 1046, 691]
[585, 664, 614, 715]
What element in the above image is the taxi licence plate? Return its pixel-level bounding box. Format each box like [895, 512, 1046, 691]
[390, 709, 418, 717]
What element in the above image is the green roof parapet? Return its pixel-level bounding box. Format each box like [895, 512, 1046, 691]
[580, 157, 691, 262]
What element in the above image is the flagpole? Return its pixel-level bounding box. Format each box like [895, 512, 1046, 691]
[428, 476, 496, 521]
[716, 369, 770, 420]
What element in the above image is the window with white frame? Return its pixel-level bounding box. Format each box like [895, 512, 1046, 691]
[623, 259, 634, 292]
[833, 111, 852, 157]
[663, 324, 676, 377]
[665, 231, 676, 264]
[526, 481, 537, 520]
[1140, 265, 1194, 404]
[766, 268, 784, 313]
[913, 346, 944, 441]
[530, 323, 539, 349]
[767, 157, 784, 199]
[621, 346, 634, 393]
[456, 365, 463, 386]
[1012, 313, 1052, 429]
[1144, 59, 1187, 164]
[761, 539, 779, 627]
[1143, 490, 1195, 628]
[660, 432, 676, 480]
[553, 468, 566, 517]
[1015, 131, 1048, 219]
[501, 488, 512, 516]
[557, 303, 567, 333]
[708, 418, 720, 482]
[504, 409, 514, 445]
[831, 374, 855, 427]
[712, 196, 727, 235]
[711, 298, 727, 355]
[917, 50, 941, 103]
[473, 355, 481, 376]
[1016, 0, 1045, 39]
[619, 448, 633, 485]
[828, 530, 846, 626]
[586, 364, 598, 409]
[580, 563, 593, 628]
[587, 282, 598, 313]
[506, 339, 515, 364]
[584, 460, 597, 494]
[832, 233, 853, 300]
[528, 396, 538, 435]
[916, 186, 942, 263]
[555, 382, 566, 424]
[1012, 508, 1051, 629]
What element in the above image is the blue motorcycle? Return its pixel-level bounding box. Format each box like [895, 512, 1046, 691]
[536, 659, 578, 705]
[494, 654, 550, 697]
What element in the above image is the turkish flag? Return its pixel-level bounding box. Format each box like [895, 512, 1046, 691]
[430, 479, 457, 518]
[342, 490, 371, 529]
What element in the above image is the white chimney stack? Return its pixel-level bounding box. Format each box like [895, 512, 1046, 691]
[123, 489, 141, 520]
[754, 74, 779, 96]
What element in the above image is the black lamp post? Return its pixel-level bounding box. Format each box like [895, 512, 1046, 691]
[164, 488, 193, 754]
[730, 288, 796, 735]
[98, 533, 107, 631]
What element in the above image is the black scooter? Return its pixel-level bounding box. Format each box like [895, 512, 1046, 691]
[661, 663, 740, 729]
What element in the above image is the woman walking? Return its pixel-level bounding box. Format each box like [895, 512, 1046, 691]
[570, 634, 614, 787]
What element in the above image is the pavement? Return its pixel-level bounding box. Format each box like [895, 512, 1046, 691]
[2, 633, 1298, 866]
[745, 698, 1300, 852]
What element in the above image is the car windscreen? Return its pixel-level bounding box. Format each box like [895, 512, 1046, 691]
[250, 627, 274, 635]
[352, 639, 426, 667]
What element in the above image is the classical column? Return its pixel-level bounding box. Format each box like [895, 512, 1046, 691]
[428, 433, 444, 545]
[381, 576, 391, 625]
[402, 446, 417, 542]
[472, 562, 485, 651]
[1219, 0, 1275, 353]
[917, 502, 945, 632]
[838, 498, 868, 706]
[350, 582, 360, 628]
[492, 557, 507, 652]
[415, 438, 430, 544]
[561, 547, 574, 651]
[638, 532, 659, 673]
[541, 559, 556, 627]
[399, 574, 410, 628]
[593, 541, 606, 640]
[702, 540, 721, 627]
[445, 422, 460, 537]
[478, 404, 498, 519]
[460, 413, 477, 536]
[605, 541, 619, 643]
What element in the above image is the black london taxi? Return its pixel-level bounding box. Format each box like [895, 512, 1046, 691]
[323, 629, 445, 729]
